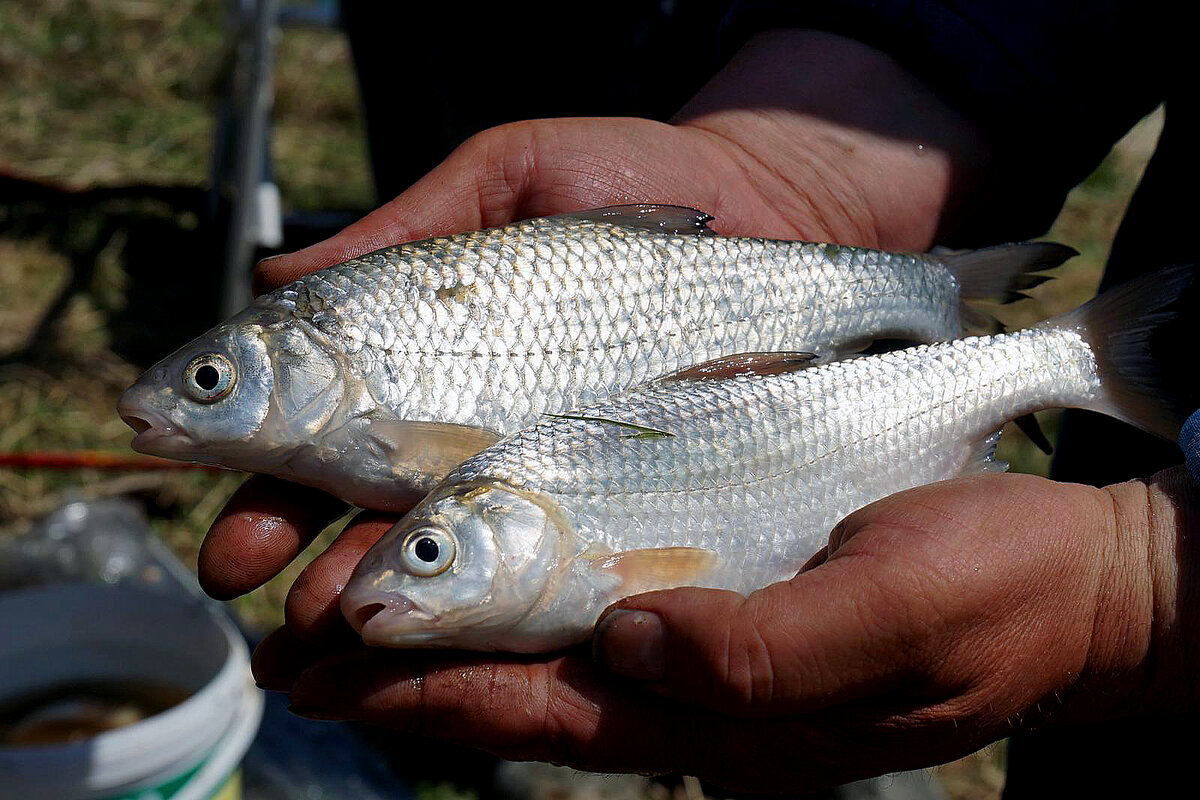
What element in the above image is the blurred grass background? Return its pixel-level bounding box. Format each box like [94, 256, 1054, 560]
[0, 0, 374, 632]
[0, 2, 1163, 798]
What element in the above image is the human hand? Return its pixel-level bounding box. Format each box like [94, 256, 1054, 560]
[199, 28, 987, 607]
[249, 469, 1199, 792]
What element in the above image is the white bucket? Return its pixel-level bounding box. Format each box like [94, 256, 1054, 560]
[0, 584, 263, 799]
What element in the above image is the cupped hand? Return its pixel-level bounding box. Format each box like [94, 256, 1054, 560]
[248, 469, 1195, 792]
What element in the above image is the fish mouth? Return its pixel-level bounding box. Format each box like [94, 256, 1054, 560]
[116, 396, 192, 454]
[341, 584, 438, 646]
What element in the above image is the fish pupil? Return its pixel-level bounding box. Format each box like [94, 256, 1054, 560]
[414, 537, 440, 563]
[195, 365, 220, 391]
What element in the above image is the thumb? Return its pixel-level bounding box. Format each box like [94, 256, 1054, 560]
[595, 566, 921, 714]
[250, 141, 500, 295]
[591, 555, 925, 718]
[251, 119, 559, 295]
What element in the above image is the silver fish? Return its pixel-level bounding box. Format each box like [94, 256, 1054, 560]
[117, 205, 1070, 510]
[341, 267, 1191, 652]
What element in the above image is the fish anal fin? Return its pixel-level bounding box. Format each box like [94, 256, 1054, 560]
[364, 417, 501, 475]
[962, 431, 1008, 475]
[554, 205, 715, 236]
[662, 352, 818, 382]
[591, 546, 719, 593]
[956, 304, 1004, 335]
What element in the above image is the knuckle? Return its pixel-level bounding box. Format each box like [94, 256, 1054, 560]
[283, 563, 334, 635]
[711, 596, 781, 710]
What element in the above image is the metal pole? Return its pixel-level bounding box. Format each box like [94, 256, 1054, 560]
[219, 0, 280, 317]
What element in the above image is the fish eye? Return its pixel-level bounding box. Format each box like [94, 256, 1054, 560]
[400, 527, 457, 577]
[183, 353, 235, 402]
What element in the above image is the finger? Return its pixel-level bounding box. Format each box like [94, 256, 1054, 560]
[286, 646, 744, 777]
[199, 476, 348, 599]
[797, 543, 830, 573]
[250, 625, 357, 692]
[284, 511, 397, 643]
[592, 569, 924, 719]
[251, 122, 548, 293]
[284, 645, 1018, 793]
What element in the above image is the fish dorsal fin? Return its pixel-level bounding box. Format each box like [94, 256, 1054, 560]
[588, 546, 719, 593]
[553, 205, 716, 236]
[662, 352, 818, 382]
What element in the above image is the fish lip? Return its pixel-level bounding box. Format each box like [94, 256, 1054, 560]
[342, 585, 438, 646]
[360, 610, 440, 647]
[116, 398, 193, 453]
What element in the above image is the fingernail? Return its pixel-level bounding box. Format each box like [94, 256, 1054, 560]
[255, 253, 285, 268]
[593, 609, 664, 680]
[287, 703, 344, 721]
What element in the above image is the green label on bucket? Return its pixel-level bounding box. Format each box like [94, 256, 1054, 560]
[106, 757, 204, 800]
[104, 748, 237, 800]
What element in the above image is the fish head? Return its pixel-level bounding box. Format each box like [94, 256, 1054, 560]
[341, 481, 570, 649]
[117, 306, 351, 469]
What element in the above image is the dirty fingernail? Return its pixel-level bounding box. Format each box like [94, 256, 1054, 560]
[593, 609, 664, 680]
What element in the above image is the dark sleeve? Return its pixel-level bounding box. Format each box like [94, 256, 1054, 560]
[720, 1, 1169, 243]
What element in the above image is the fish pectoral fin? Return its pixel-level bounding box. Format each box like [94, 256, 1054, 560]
[661, 352, 818, 382]
[589, 546, 720, 593]
[362, 418, 502, 474]
[553, 205, 716, 236]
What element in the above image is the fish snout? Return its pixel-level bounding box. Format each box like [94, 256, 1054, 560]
[341, 583, 427, 645]
[117, 389, 186, 453]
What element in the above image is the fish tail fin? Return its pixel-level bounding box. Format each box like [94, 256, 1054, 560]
[939, 242, 1076, 333]
[1048, 264, 1197, 441]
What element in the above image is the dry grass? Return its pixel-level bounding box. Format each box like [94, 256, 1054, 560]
[0, 0, 222, 187]
[0, 0, 365, 629]
[933, 743, 1007, 800]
